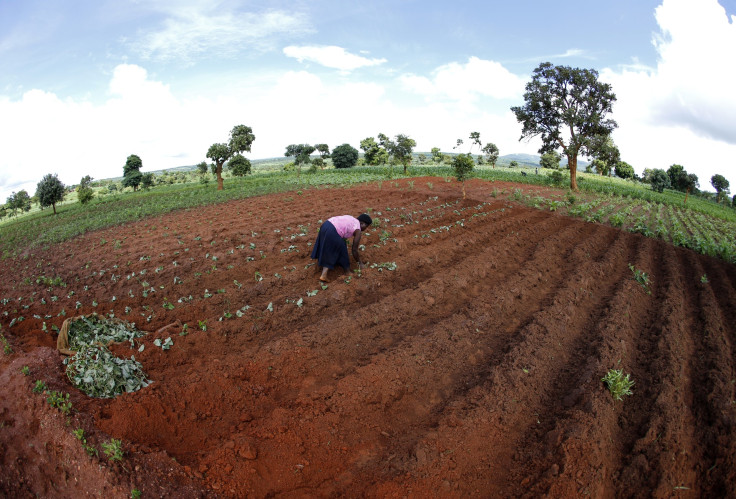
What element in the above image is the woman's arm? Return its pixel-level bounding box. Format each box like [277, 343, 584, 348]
[351, 230, 363, 267]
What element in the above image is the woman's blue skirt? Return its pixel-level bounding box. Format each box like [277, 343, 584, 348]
[311, 221, 350, 270]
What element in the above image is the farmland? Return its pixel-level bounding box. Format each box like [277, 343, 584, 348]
[1, 174, 735, 497]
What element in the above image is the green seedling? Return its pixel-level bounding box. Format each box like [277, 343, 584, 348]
[46, 390, 72, 414]
[33, 380, 47, 393]
[153, 337, 173, 350]
[198, 320, 207, 332]
[102, 438, 124, 462]
[602, 369, 634, 401]
[21, 365, 30, 376]
[700, 274, 709, 284]
[628, 263, 651, 295]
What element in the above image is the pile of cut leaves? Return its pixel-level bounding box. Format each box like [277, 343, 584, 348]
[62, 315, 152, 398]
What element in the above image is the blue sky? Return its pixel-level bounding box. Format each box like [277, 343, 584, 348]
[1, 0, 735, 202]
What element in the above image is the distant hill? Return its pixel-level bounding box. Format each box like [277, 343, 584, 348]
[497, 153, 590, 170]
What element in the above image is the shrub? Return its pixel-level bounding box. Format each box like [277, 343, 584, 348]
[649, 169, 671, 193]
[331, 144, 359, 169]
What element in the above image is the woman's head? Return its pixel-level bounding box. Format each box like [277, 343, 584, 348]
[357, 213, 372, 230]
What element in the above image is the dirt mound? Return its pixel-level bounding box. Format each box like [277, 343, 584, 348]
[1, 177, 735, 497]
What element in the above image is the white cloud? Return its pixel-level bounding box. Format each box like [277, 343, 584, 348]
[131, 8, 311, 63]
[283, 45, 387, 71]
[0, 60, 538, 203]
[601, 0, 736, 188]
[400, 57, 526, 104]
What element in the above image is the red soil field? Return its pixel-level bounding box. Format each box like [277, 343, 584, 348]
[1, 177, 735, 497]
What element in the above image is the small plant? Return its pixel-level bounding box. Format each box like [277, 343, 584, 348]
[198, 320, 207, 332]
[33, 380, 47, 393]
[628, 263, 651, 295]
[46, 390, 73, 414]
[131, 489, 142, 499]
[21, 365, 30, 376]
[102, 438, 124, 462]
[700, 274, 709, 284]
[602, 369, 634, 401]
[73, 428, 98, 457]
[1, 331, 12, 355]
[153, 337, 173, 350]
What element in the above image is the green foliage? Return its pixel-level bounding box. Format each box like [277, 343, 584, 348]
[539, 151, 561, 170]
[33, 380, 47, 393]
[452, 154, 475, 182]
[389, 134, 417, 173]
[614, 161, 635, 180]
[78, 175, 95, 204]
[64, 344, 151, 398]
[331, 144, 359, 169]
[196, 161, 208, 175]
[5, 190, 32, 216]
[285, 144, 316, 173]
[649, 169, 671, 193]
[629, 263, 651, 294]
[141, 172, 155, 190]
[360, 136, 389, 166]
[122, 155, 143, 191]
[602, 369, 634, 401]
[102, 438, 124, 461]
[511, 62, 617, 190]
[36, 173, 66, 214]
[228, 154, 252, 176]
[65, 315, 146, 352]
[21, 365, 30, 376]
[711, 174, 730, 202]
[46, 390, 72, 414]
[73, 428, 98, 457]
[207, 125, 255, 190]
[131, 489, 142, 499]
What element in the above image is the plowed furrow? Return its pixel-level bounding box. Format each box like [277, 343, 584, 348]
[678, 250, 736, 495]
[367, 222, 628, 493]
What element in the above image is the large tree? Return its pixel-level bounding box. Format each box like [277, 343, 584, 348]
[711, 174, 730, 203]
[122, 154, 143, 191]
[36, 173, 65, 214]
[614, 161, 635, 180]
[482, 143, 499, 168]
[511, 62, 617, 190]
[331, 143, 359, 169]
[650, 169, 671, 193]
[285, 143, 316, 177]
[207, 125, 255, 190]
[387, 134, 416, 174]
[6, 190, 31, 216]
[360, 137, 388, 166]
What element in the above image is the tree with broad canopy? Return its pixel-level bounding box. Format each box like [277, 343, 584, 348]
[711, 174, 730, 203]
[511, 62, 617, 191]
[122, 154, 143, 191]
[36, 173, 65, 214]
[206, 125, 255, 190]
[331, 144, 359, 169]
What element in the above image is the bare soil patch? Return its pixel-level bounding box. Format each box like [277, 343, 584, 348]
[1, 178, 735, 497]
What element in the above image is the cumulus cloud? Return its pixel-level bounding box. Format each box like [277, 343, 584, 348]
[131, 8, 311, 63]
[0, 64, 220, 200]
[283, 45, 387, 71]
[400, 57, 526, 104]
[647, 0, 736, 144]
[602, 0, 736, 185]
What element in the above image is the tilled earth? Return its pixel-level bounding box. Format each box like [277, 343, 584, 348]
[1, 177, 735, 498]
